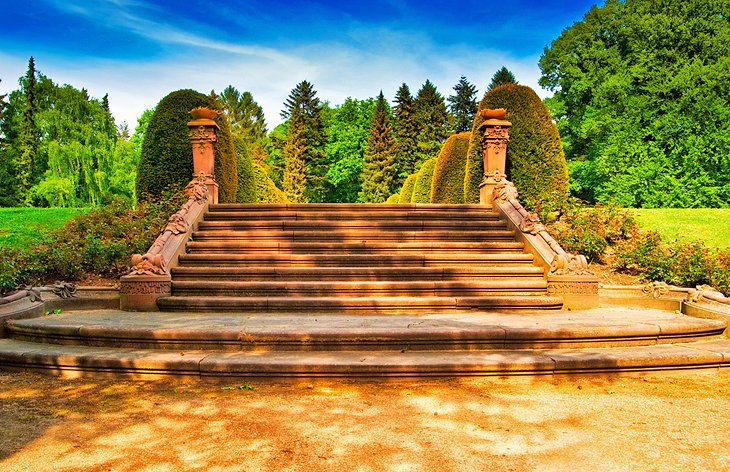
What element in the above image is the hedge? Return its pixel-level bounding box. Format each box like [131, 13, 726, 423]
[464, 84, 569, 214]
[411, 158, 437, 203]
[136, 89, 238, 203]
[430, 132, 470, 203]
[399, 174, 418, 203]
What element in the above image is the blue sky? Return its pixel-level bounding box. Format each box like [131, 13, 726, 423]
[1, 0, 598, 128]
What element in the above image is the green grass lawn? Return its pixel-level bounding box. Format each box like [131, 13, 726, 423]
[0, 207, 88, 250]
[632, 208, 730, 249]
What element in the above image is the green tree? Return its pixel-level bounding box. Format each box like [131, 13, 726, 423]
[324, 97, 376, 202]
[16, 57, 40, 202]
[214, 86, 270, 203]
[281, 80, 326, 202]
[488, 67, 517, 91]
[392, 83, 419, 186]
[360, 92, 397, 203]
[414, 80, 451, 169]
[448, 76, 478, 133]
[540, 0, 730, 207]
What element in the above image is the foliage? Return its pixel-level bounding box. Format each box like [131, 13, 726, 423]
[447, 76, 478, 133]
[281, 81, 327, 202]
[360, 92, 397, 203]
[539, 0, 730, 207]
[464, 84, 569, 215]
[431, 132, 470, 204]
[413, 80, 451, 171]
[16, 57, 39, 201]
[215, 86, 268, 203]
[411, 158, 437, 204]
[136, 89, 237, 203]
[249, 163, 288, 203]
[399, 174, 418, 203]
[0, 59, 135, 207]
[0, 193, 185, 294]
[488, 67, 517, 91]
[324, 97, 376, 202]
[385, 194, 400, 204]
[392, 83, 419, 187]
[549, 202, 730, 296]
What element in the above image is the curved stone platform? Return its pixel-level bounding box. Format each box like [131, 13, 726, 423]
[1, 307, 728, 379]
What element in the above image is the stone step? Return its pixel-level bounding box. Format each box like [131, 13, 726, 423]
[190, 229, 517, 242]
[208, 203, 493, 213]
[169, 266, 545, 281]
[202, 210, 502, 222]
[196, 219, 508, 231]
[183, 241, 526, 255]
[5, 310, 725, 352]
[156, 295, 565, 313]
[169, 280, 549, 298]
[177, 252, 532, 267]
[1, 338, 728, 379]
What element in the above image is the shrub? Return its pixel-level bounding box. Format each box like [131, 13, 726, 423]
[399, 174, 418, 203]
[549, 202, 730, 296]
[385, 194, 400, 204]
[250, 163, 289, 203]
[411, 158, 437, 203]
[0, 193, 185, 294]
[549, 201, 641, 262]
[464, 84, 569, 215]
[431, 132, 470, 203]
[136, 89, 238, 203]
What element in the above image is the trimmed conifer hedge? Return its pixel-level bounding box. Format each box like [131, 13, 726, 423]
[136, 89, 238, 203]
[464, 84, 569, 214]
[250, 163, 289, 203]
[385, 194, 400, 204]
[399, 174, 418, 203]
[431, 132, 470, 203]
[411, 158, 437, 203]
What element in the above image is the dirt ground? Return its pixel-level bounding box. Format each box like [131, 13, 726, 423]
[0, 371, 728, 471]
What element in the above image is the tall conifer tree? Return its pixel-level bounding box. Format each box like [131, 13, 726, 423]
[16, 56, 40, 202]
[392, 83, 419, 186]
[414, 80, 450, 169]
[447, 76, 478, 133]
[281, 81, 326, 202]
[360, 92, 396, 203]
[488, 67, 517, 91]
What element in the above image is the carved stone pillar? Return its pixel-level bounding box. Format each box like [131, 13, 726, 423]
[477, 110, 512, 206]
[188, 107, 219, 204]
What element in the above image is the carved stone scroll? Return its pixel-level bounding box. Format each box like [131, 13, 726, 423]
[549, 253, 593, 276]
[518, 212, 547, 235]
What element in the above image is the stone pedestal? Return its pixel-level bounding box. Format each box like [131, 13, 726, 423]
[547, 274, 600, 310]
[120, 274, 171, 312]
[478, 116, 512, 206]
[188, 113, 219, 204]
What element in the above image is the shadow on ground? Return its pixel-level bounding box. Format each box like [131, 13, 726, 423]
[1, 372, 729, 471]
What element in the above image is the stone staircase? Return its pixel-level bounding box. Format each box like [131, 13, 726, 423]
[156, 203, 563, 313]
[1, 203, 728, 379]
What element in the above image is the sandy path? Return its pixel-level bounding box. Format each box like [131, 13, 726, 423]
[1, 372, 728, 471]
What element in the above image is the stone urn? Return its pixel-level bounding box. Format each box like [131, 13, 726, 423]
[190, 107, 219, 120]
[480, 108, 507, 120]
